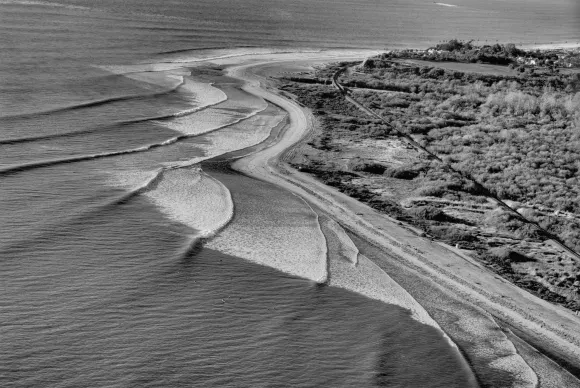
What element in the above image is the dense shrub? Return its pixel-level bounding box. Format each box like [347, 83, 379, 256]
[285, 56, 580, 251]
[415, 184, 447, 197]
[434, 39, 465, 52]
[367, 198, 406, 218]
[383, 167, 419, 180]
[485, 209, 549, 240]
[488, 247, 533, 263]
[407, 206, 450, 221]
[428, 225, 476, 242]
[351, 161, 387, 174]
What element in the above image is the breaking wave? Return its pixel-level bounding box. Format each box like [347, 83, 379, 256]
[112, 168, 166, 205]
[0, 138, 179, 176]
[0, 103, 272, 176]
[196, 104, 285, 158]
[156, 45, 258, 56]
[0, 106, 213, 146]
[205, 171, 328, 283]
[145, 167, 234, 238]
[161, 84, 267, 136]
[321, 217, 447, 330]
[0, 76, 185, 121]
[0, 0, 90, 9]
[0, 76, 229, 146]
[172, 78, 228, 114]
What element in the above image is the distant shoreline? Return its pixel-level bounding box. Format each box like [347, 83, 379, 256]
[387, 41, 580, 52]
[520, 42, 580, 51]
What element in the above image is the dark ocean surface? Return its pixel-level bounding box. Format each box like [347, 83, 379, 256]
[1, 0, 579, 386]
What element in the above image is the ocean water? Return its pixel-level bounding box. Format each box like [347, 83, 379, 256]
[1, 0, 578, 387]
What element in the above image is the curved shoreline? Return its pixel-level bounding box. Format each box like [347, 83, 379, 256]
[223, 53, 481, 385]
[220, 50, 580, 386]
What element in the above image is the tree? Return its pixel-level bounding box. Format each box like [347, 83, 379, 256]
[436, 39, 463, 52]
[504, 43, 520, 57]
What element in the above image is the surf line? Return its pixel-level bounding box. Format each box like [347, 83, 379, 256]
[139, 48, 325, 67]
[0, 76, 187, 121]
[0, 106, 267, 177]
[224, 57, 485, 383]
[148, 167, 235, 262]
[118, 165, 235, 237]
[1, 163, 235, 260]
[0, 94, 228, 147]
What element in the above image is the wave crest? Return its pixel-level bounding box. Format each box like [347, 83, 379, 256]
[0, 76, 185, 121]
[145, 167, 234, 238]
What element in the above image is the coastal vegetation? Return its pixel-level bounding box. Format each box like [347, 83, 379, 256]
[379, 39, 580, 70]
[279, 43, 580, 311]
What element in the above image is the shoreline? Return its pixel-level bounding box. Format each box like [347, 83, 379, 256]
[520, 42, 580, 51]
[221, 54, 482, 380]
[209, 49, 580, 385]
[385, 41, 580, 54]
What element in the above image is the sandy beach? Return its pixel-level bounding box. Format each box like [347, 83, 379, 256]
[201, 50, 580, 387]
[521, 42, 580, 51]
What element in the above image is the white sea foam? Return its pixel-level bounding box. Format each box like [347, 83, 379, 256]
[206, 188, 327, 283]
[320, 218, 540, 384]
[129, 72, 186, 91]
[161, 85, 267, 136]
[177, 78, 227, 110]
[98, 49, 334, 79]
[0, 0, 90, 9]
[199, 104, 285, 157]
[110, 169, 162, 192]
[144, 167, 234, 237]
[128, 168, 164, 193]
[323, 218, 447, 331]
[161, 107, 252, 136]
[121, 71, 226, 112]
[434, 2, 458, 7]
[325, 218, 359, 265]
[489, 356, 538, 388]
[451, 313, 538, 388]
[154, 103, 284, 171]
[111, 97, 280, 238]
[333, 252, 443, 327]
[104, 100, 284, 237]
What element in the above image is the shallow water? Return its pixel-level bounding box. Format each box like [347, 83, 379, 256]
[2, 0, 577, 386]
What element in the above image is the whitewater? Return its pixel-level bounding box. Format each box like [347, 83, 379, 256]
[4, 1, 580, 386]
